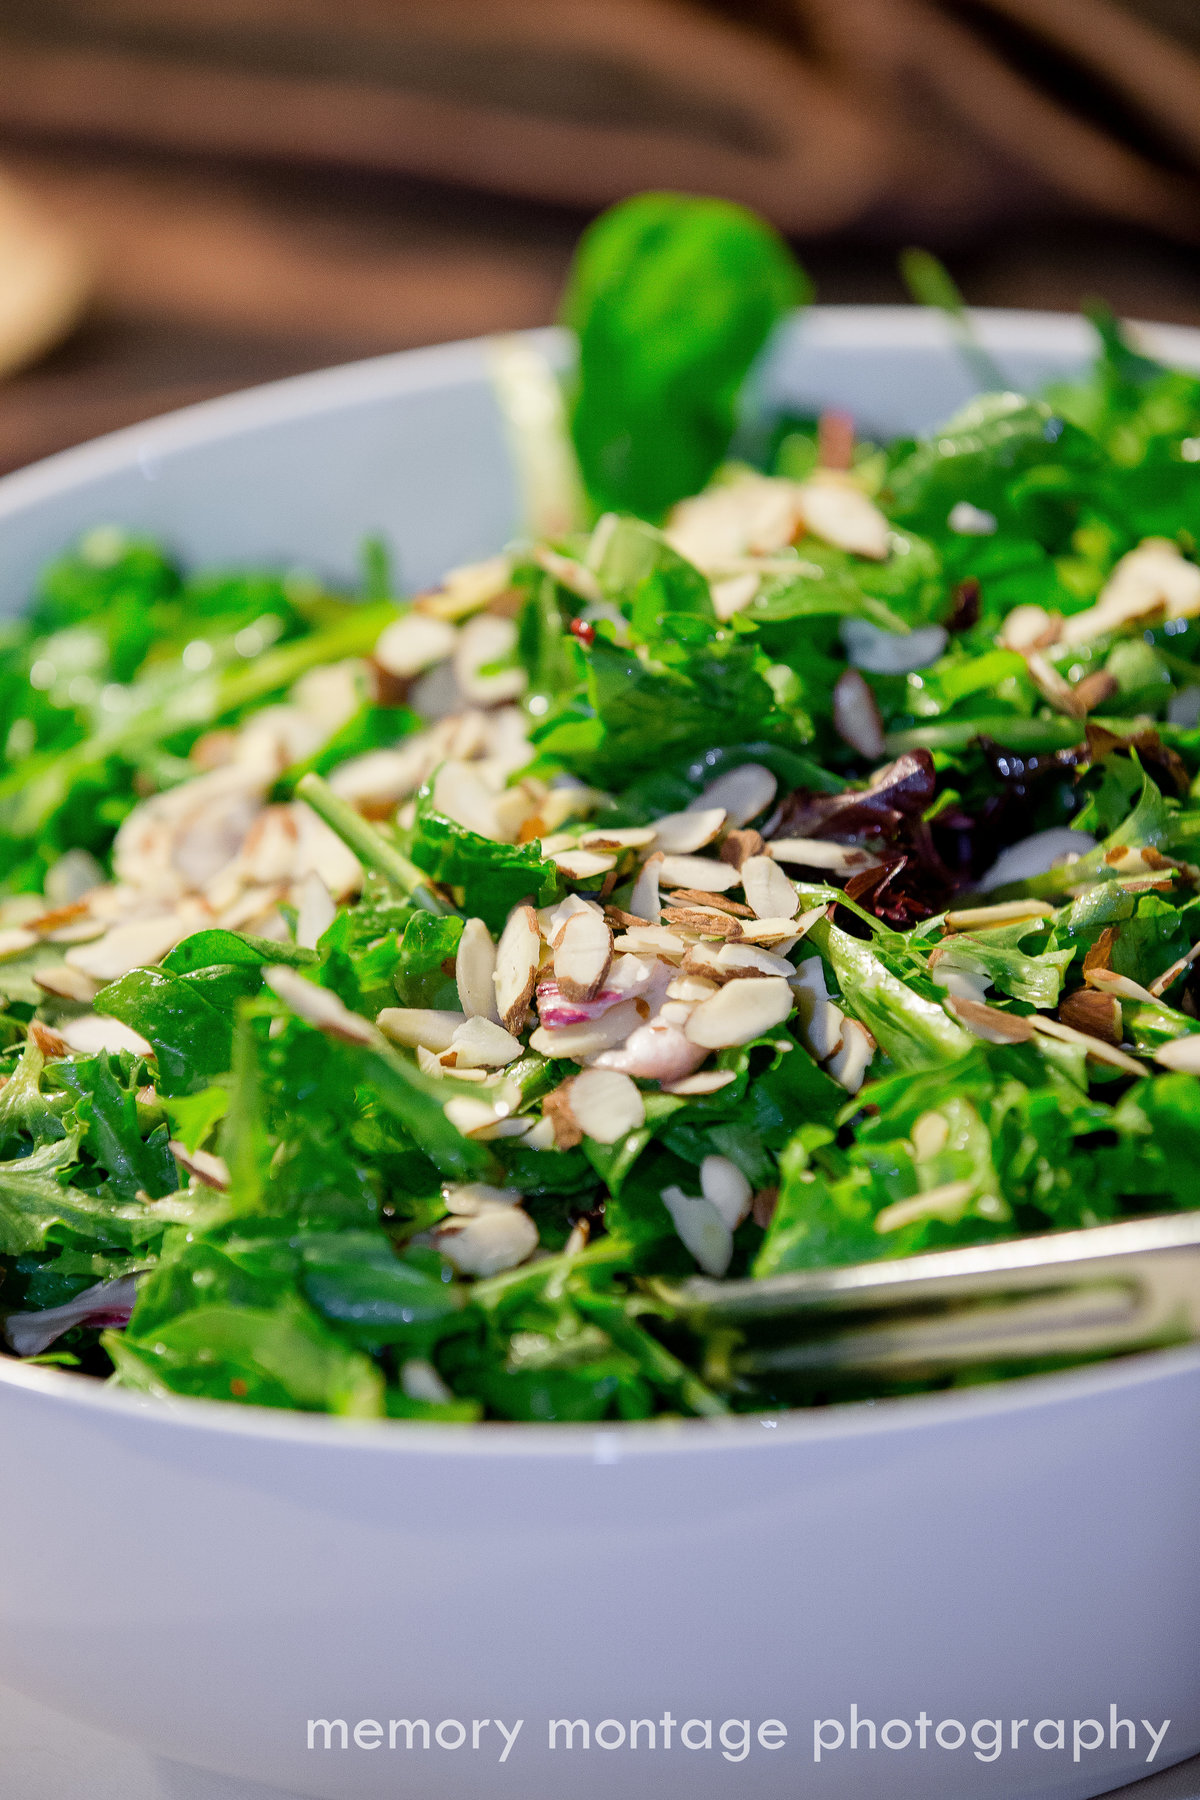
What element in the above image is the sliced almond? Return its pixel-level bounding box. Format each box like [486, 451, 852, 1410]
[539, 892, 601, 940]
[578, 825, 657, 851]
[169, 1141, 230, 1190]
[666, 974, 721, 1003]
[431, 760, 502, 841]
[1059, 988, 1122, 1044]
[433, 1205, 538, 1276]
[448, 1015, 523, 1069]
[767, 838, 880, 873]
[684, 975, 793, 1048]
[553, 907, 614, 1002]
[741, 854, 800, 920]
[628, 852, 663, 924]
[442, 1096, 532, 1140]
[791, 957, 844, 1060]
[944, 900, 1057, 930]
[691, 764, 776, 829]
[660, 1185, 733, 1277]
[700, 1154, 753, 1229]
[373, 611, 457, 678]
[797, 471, 890, 559]
[28, 1019, 70, 1058]
[377, 1007, 466, 1053]
[661, 906, 743, 940]
[999, 603, 1058, 653]
[442, 1181, 522, 1215]
[1153, 1036, 1200, 1073]
[551, 848, 617, 881]
[265, 966, 379, 1045]
[1028, 1013, 1146, 1074]
[656, 855, 739, 892]
[719, 828, 766, 869]
[666, 889, 753, 916]
[945, 995, 1035, 1044]
[832, 668, 886, 759]
[1149, 940, 1200, 999]
[34, 964, 100, 1004]
[64, 915, 189, 981]
[716, 942, 796, 978]
[400, 1358, 455, 1404]
[0, 927, 36, 957]
[875, 1179, 976, 1235]
[612, 925, 686, 957]
[543, 1083, 583, 1149]
[295, 870, 336, 950]
[651, 808, 726, 854]
[1084, 967, 1158, 1005]
[826, 1018, 875, 1093]
[494, 903, 541, 1033]
[660, 1069, 737, 1096]
[57, 1014, 153, 1057]
[454, 916, 499, 1020]
[528, 996, 644, 1063]
[911, 1110, 950, 1160]
[566, 1067, 646, 1143]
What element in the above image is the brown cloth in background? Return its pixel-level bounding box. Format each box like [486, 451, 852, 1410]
[4, 0, 1200, 242]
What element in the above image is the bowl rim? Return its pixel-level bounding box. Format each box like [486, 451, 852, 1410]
[4, 303, 1200, 1456]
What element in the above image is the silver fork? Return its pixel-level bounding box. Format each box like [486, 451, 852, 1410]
[659, 1213, 1200, 1386]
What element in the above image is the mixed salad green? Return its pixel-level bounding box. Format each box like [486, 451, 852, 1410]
[4, 194, 1200, 1422]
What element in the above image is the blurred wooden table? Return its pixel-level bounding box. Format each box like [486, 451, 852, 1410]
[4, 136, 1200, 480]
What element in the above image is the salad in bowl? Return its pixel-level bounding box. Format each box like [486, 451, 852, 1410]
[3, 195, 1200, 1425]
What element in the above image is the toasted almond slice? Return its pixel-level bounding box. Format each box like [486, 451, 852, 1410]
[1028, 1013, 1147, 1074]
[660, 1069, 737, 1096]
[169, 1141, 230, 1190]
[875, 1179, 976, 1235]
[377, 1007, 466, 1052]
[433, 1205, 538, 1276]
[832, 668, 886, 759]
[796, 470, 890, 559]
[34, 965, 100, 1004]
[494, 903, 541, 1033]
[65, 915, 189, 981]
[605, 906, 652, 931]
[691, 763, 776, 828]
[57, 1014, 153, 1058]
[265, 966, 379, 1045]
[826, 1018, 876, 1093]
[628, 852, 663, 924]
[791, 957, 843, 1059]
[540, 892, 602, 940]
[431, 760, 503, 841]
[28, 1020, 70, 1059]
[442, 1181, 523, 1215]
[0, 927, 36, 957]
[741, 854, 800, 921]
[666, 889, 754, 916]
[449, 1016, 523, 1069]
[767, 838, 880, 873]
[1153, 1036, 1200, 1073]
[656, 855, 739, 892]
[684, 975, 793, 1048]
[945, 899, 1057, 929]
[660, 1185, 733, 1277]
[661, 906, 743, 940]
[651, 808, 727, 854]
[295, 870, 336, 950]
[1085, 967, 1158, 1004]
[1060, 988, 1122, 1044]
[373, 611, 457, 678]
[736, 917, 808, 946]
[551, 848, 618, 881]
[454, 916, 500, 1020]
[613, 926, 686, 957]
[716, 942, 796, 978]
[700, 1154, 753, 1229]
[566, 1067, 646, 1143]
[528, 997, 645, 1063]
[543, 1083, 583, 1149]
[1149, 939, 1200, 998]
[553, 907, 614, 1002]
[666, 974, 721, 1003]
[578, 825, 657, 850]
[945, 995, 1035, 1044]
[719, 828, 766, 869]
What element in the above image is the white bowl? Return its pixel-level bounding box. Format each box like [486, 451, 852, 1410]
[1, 310, 1198, 1800]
